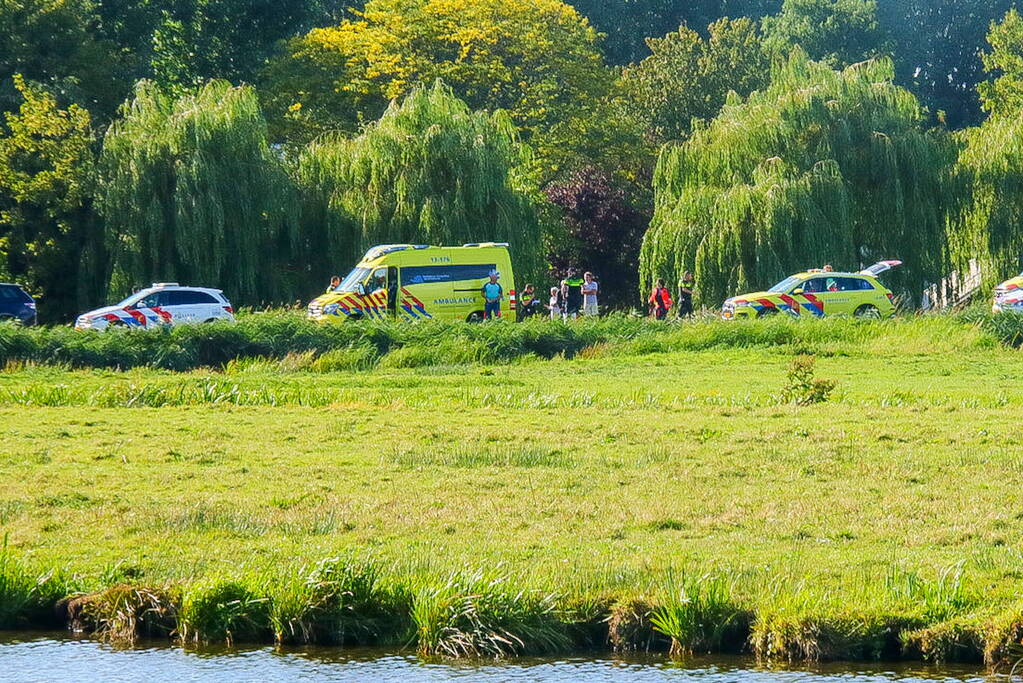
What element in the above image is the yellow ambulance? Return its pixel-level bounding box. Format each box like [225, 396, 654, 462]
[307, 243, 517, 322]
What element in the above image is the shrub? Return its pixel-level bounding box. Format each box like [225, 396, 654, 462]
[412, 569, 571, 657]
[780, 354, 836, 405]
[178, 579, 270, 644]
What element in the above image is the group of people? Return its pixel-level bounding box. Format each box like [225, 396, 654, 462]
[515, 268, 599, 321]
[326, 267, 698, 321]
[648, 272, 695, 320]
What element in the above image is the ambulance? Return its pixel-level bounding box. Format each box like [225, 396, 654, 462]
[307, 243, 517, 322]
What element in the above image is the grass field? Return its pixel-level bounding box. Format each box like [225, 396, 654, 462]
[3, 314, 1023, 661]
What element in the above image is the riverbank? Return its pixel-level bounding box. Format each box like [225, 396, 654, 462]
[3, 316, 1023, 664]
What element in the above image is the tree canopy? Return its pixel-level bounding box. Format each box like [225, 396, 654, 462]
[296, 81, 544, 283]
[641, 54, 952, 306]
[0, 75, 99, 319]
[762, 0, 887, 68]
[622, 17, 769, 142]
[99, 81, 297, 303]
[262, 0, 612, 145]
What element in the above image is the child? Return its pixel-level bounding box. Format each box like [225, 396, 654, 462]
[548, 286, 562, 321]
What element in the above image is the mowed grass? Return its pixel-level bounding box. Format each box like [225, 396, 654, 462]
[3, 315, 1023, 659]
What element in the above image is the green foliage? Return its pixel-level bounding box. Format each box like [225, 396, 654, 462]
[780, 354, 835, 405]
[178, 579, 270, 644]
[650, 570, 748, 656]
[99, 81, 298, 305]
[296, 82, 544, 284]
[979, 9, 1023, 117]
[762, 0, 887, 68]
[412, 568, 570, 657]
[570, 0, 782, 65]
[622, 17, 769, 143]
[878, 0, 1015, 128]
[0, 536, 76, 628]
[262, 0, 613, 149]
[952, 11, 1023, 288]
[0, 75, 101, 319]
[0, 0, 125, 121]
[642, 54, 952, 306]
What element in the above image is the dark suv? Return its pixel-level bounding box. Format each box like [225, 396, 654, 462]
[0, 283, 36, 325]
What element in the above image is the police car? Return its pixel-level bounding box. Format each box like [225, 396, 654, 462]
[75, 283, 234, 331]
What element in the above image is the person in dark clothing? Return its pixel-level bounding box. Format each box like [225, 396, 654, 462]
[518, 283, 540, 320]
[563, 269, 584, 320]
[677, 271, 695, 319]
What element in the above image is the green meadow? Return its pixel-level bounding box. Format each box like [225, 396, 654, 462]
[3, 314, 1023, 661]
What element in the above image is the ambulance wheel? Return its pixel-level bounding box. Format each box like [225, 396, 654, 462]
[466, 311, 485, 323]
[203, 318, 217, 323]
[854, 305, 880, 320]
[757, 307, 779, 318]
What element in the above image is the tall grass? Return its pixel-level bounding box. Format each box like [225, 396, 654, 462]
[0, 537, 75, 629]
[0, 544, 1017, 666]
[649, 570, 748, 657]
[411, 569, 571, 658]
[0, 311, 1004, 372]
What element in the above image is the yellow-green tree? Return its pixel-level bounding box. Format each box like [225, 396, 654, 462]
[0, 75, 100, 319]
[262, 0, 613, 148]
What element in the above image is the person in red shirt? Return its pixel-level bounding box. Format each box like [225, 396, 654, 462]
[649, 279, 673, 320]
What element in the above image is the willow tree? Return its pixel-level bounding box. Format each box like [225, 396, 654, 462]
[641, 53, 953, 306]
[99, 80, 297, 303]
[951, 10, 1023, 286]
[296, 81, 544, 283]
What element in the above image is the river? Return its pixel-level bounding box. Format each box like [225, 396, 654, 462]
[0, 632, 997, 682]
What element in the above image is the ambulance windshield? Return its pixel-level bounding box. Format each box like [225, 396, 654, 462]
[335, 267, 370, 293]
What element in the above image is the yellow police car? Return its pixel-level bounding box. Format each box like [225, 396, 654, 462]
[993, 273, 1023, 313]
[721, 261, 901, 320]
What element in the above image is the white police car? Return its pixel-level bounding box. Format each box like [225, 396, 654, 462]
[75, 283, 235, 331]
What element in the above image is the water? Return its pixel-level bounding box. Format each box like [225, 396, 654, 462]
[0, 633, 995, 682]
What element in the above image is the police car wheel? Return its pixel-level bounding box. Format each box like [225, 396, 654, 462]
[854, 305, 880, 320]
[757, 307, 779, 318]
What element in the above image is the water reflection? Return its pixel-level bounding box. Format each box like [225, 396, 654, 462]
[0, 633, 995, 683]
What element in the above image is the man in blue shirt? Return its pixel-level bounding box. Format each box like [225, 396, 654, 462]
[482, 271, 503, 320]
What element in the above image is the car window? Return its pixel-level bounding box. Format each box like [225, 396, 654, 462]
[137, 292, 168, 308]
[166, 290, 218, 305]
[401, 264, 497, 285]
[0, 286, 20, 301]
[840, 277, 875, 291]
[798, 278, 828, 293]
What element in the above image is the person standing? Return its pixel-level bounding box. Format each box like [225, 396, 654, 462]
[481, 271, 503, 320]
[676, 271, 695, 319]
[518, 283, 539, 320]
[582, 272, 599, 317]
[649, 278, 672, 320]
[563, 269, 584, 320]
[548, 286, 562, 320]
